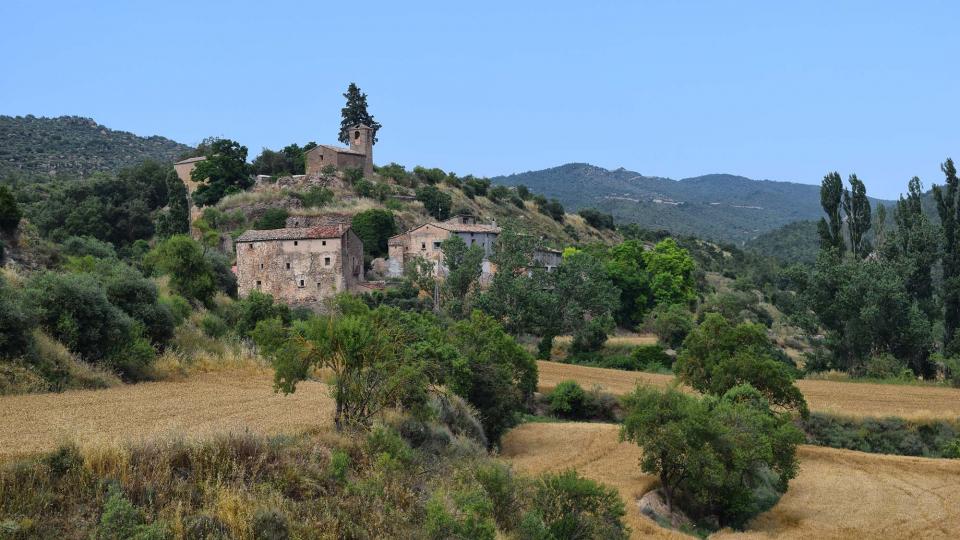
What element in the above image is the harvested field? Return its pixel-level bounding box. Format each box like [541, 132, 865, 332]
[502, 422, 960, 539]
[0, 370, 332, 459]
[537, 361, 960, 420]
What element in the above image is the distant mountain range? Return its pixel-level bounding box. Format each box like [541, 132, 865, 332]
[0, 115, 193, 179]
[492, 163, 895, 245]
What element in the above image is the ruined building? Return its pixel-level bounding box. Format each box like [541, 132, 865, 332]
[386, 215, 501, 280]
[305, 124, 374, 177]
[173, 155, 207, 225]
[235, 225, 365, 306]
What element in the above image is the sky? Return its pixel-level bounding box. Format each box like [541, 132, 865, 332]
[2, 1, 958, 199]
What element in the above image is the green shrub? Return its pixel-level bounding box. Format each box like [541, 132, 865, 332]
[425, 488, 497, 540]
[802, 413, 960, 457]
[474, 463, 522, 531]
[415, 185, 452, 221]
[291, 186, 333, 208]
[0, 276, 35, 360]
[546, 380, 618, 421]
[529, 469, 628, 540]
[225, 290, 291, 338]
[631, 344, 672, 371]
[863, 353, 913, 380]
[645, 303, 693, 349]
[366, 426, 414, 466]
[201, 313, 229, 338]
[96, 484, 170, 540]
[143, 236, 218, 305]
[351, 209, 397, 260]
[327, 449, 350, 484]
[251, 509, 289, 540]
[253, 208, 289, 230]
[184, 515, 229, 540]
[0, 185, 22, 233]
[159, 295, 191, 326]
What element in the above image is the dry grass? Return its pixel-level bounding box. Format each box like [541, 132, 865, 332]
[537, 361, 960, 420]
[0, 372, 332, 460]
[502, 422, 960, 539]
[553, 333, 658, 348]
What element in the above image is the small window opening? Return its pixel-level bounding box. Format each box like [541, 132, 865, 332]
[433, 241, 441, 249]
[354, 130, 360, 140]
[421, 242, 426, 250]
[255, 280, 262, 288]
[293, 240, 298, 246]
[259, 263, 264, 270]
[286, 262, 290, 269]
[317, 283, 322, 289]
[248, 244, 253, 250]
[299, 280, 304, 287]
[324, 257, 331, 266]
[322, 240, 327, 246]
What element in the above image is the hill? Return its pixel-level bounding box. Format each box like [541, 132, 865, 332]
[0, 115, 193, 179]
[492, 163, 895, 245]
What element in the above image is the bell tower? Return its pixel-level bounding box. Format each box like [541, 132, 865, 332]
[348, 124, 374, 176]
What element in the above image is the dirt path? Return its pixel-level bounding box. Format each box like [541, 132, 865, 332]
[501, 422, 960, 539]
[0, 371, 332, 459]
[537, 361, 960, 420]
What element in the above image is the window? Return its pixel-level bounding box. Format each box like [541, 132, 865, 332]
[324, 257, 331, 266]
[322, 240, 326, 246]
[248, 244, 253, 250]
[259, 263, 263, 270]
[354, 130, 360, 140]
[286, 262, 290, 269]
[317, 283, 322, 289]
[299, 280, 304, 288]
[319, 155, 323, 161]
[471, 239, 476, 245]
[421, 242, 426, 250]
[293, 240, 298, 246]
[433, 241, 441, 249]
[255, 280, 261, 288]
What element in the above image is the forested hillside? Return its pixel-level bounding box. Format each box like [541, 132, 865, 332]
[492, 163, 895, 244]
[0, 115, 192, 179]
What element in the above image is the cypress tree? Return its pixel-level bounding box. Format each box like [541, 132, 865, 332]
[934, 158, 960, 352]
[338, 83, 382, 145]
[842, 174, 872, 258]
[818, 172, 845, 254]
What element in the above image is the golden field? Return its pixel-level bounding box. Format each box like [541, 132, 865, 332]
[537, 360, 960, 420]
[501, 422, 960, 539]
[0, 370, 332, 460]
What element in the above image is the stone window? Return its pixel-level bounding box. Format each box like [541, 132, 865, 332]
[421, 242, 426, 250]
[319, 155, 323, 161]
[255, 280, 261, 288]
[316, 283, 322, 289]
[433, 241, 441, 250]
[354, 130, 360, 140]
[324, 257, 331, 266]
[286, 262, 291, 269]
[259, 263, 264, 270]
[322, 240, 327, 246]
[293, 241, 298, 246]
[298, 279, 304, 288]
[247, 244, 253, 250]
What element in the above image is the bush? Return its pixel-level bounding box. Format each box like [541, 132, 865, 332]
[0, 185, 22, 233]
[528, 469, 628, 540]
[95, 484, 169, 540]
[416, 185, 452, 221]
[351, 209, 397, 260]
[578, 208, 615, 230]
[201, 313, 229, 338]
[631, 344, 672, 371]
[536, 198, 565, 222]
[863, 353, 913, 380]
[253, 208, 289, 230]
[143, 236, 218, 305]
[251, 509, 289, 540]
[802, 413, 960, 457]
[226, 290, 291, 338]
[291, 186, 333, 208]
[184, 515, 229, 540]
[645, 303, 693, 349]
[570, 315, 614, 354]
[0, 276, 35, 360]
[425, 488, 496, 540]
[546, 380, 619, 421]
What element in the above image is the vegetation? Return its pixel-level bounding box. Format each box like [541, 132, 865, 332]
[339, 82, 381, 145]
[190, 138, 253, 207]
[0, 185, 21, 233]
[351, 208, 396, 261]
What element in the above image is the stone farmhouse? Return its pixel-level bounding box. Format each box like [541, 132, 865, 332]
[234, 224, 365, 305]
[305, 124, 374, 177]
[386, 215, 501, 279]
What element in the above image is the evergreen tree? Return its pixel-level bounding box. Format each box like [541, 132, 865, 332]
[842, 174, 871, 258]
[156, 169, 189, 238]
[934, 158, 960, 352]
[0, 185, 22, 233]
[887, 177, 937, 313]
[190, 138, 252, 207]
[338, 83, 382, 145]
[818, 172, 845, 254]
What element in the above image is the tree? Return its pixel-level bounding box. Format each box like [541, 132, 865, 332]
[338, 83, 382, 145]
[642, 238, 696, 307]
[818, 172, 845, 254]
[416, 185, 452, 221]
[886, 176, 937, 314]
[603, 240, 650, 326]
[620, 384, 802, 529]
[842, 174, 872, 258]
[934, 158, 960, 353]
[440, 235, 485, 318]
[527, 470, 628, 539]
[536, 198, 565, 222]
[0, 275, 35, 359]
[155, 169, 189, 238]
[351, 209, 397, 260]
[547, 251, 621, 356]
[0, 185, 22, 233]
[142, 235, 217, 305]
[251, 143, 310, 176]
[578, 208, 615, 230]
[674, 313, 808, 416]
[190, 138, 252, 207]
[645, 303, 694, 349]
[253, 208, 289, 230]
[274, 308, 426, 430]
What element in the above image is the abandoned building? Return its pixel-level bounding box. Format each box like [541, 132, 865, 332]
[235, 224, 365, 305]
[386, 215, 501, 279]
[173, 155, 207, 225]
[305, 124, 374, 177]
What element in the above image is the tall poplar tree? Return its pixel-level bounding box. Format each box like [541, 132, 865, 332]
[842, 174, 872, 258]
[888, 176, 937, 311]
[338, 83, 382, 145]
[934, 158, 960, 352]
[818, 172, 845, 254]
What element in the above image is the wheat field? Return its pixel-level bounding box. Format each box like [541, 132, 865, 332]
[0, 371, 333, 460]
[501, 422, 960, 539]
[537, 361, 960, 420]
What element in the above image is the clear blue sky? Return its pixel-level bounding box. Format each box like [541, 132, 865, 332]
[2, 1, 958, 199]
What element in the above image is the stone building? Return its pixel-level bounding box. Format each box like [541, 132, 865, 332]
[235, 224, 365, 306]
[386, 215, 501, 279]
[173, 155, 207, 224]
[304, 124, 374, 177]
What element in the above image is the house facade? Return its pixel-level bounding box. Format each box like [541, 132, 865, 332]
[386, 215, 501, 279]
[235, 225, 365, 306]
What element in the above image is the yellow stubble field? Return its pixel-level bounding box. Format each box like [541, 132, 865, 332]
[501, 422, 960, 539]
[537, 360, 960, 420]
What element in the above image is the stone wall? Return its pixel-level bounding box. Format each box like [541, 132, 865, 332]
[304, 147, 366, 175]
[236, 230, 364, 306]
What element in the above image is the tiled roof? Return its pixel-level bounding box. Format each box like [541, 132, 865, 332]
[306, 144, 365, 156]
[236, 225, 347, 243]
[175, 156, 207, 165]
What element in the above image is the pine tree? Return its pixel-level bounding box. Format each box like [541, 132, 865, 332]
[934, 158, 960, 352]
[338, 83, 382, 145]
